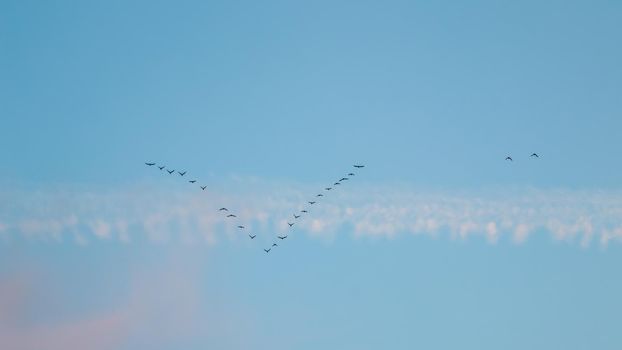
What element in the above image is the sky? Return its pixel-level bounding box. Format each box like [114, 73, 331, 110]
[1, 0, 621, 349]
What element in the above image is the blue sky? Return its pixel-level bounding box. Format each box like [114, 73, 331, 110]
[1, 0, 621, 349]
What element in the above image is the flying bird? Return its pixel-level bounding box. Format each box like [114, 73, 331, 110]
[353, 165, 365, 168]
[325, 187, 332, 191]
[348, 173, 355, 176]
[219, 208, 228, 211]
[339, 177, 349, 181]
[264, 248, 271, 253]
[293, 214, 300, 219]
[308, 201, 316, 205]
[272, 243, 278, 247]
[238, 225, 245, 229]
[189, 180, 196, 183]
[167, 169, 175, 174]
[145, 162, 156, 166]
[227, 214, 237, 218]
[178, 171, 186, 176]
[530, 153, 539, 158]
[249, 234, 256, 239]
[301, 210, 308, 213]
[505, 156, 513, 161]
[317, 194, 324, 197]
[158, 166, 165, 170]
[288, 222, 295, 227]
[278, 235, 288, 240]
[200, 186, 207, 190]
[334, 182, 341, 185]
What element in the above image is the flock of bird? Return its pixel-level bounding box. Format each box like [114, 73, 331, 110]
[144, 162, 365, 254]
[145, 153, 537, 253]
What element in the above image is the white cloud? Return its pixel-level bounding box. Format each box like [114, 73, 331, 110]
[1, 183, 622, 247]
[88, 220, 111, 239]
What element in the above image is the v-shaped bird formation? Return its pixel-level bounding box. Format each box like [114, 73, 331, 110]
[144, 161, 365, 254]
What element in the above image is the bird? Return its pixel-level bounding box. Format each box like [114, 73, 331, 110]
[264, 248, 271, 253]
[293, 214, 300, 219]
[288, 222, 295, 227]
[317, 194, 324, 197]
[249, 234, 256, 239]
[219, 208, 228, 211]
[227, 214, 237, 218]
[348, 173, 355, 176]
[178, 171, 186, 176]
[238, 225, 245, 229]
[334, 182, 341, 185]
[272, 243, 278, 247]
[530, 153, 539, 158]
[325, 187, 332, 191]
[278, 235, 287, 240]
[339, 177, 348, 181]
[505, 156, 513, 161]
[308, 201, 316, 205]
[158, 166, 165, 170]
[145, 162, 156, 166]
[167, 169, 175, 174]
[200, 186, 207, 190]
[189, 180, 196, 183]
[353, 165, 365, 168]
[301, 210, 308, 213]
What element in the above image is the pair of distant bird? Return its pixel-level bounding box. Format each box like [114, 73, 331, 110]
[505, 153, 539, 161]
[145, 163, 207, 189]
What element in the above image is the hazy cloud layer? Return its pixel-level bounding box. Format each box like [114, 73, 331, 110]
[0, 255, 254, 350]
[1, 182, 621, 247]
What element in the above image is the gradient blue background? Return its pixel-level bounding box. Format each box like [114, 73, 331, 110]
[1, 1, 621, 349]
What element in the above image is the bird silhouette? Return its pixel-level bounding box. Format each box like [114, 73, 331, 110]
[334, 182, 341, 185]
[288, 222, 294, 227]
[200, 186, 207, 190]
[293, 214, 301, 219]
[145, 162, 156, 166]
[227, 214, 237, 218]
[348, 173, 355, 176]
[178, 171, 186, 176]
[219, 208, 228, 211]
[339, 177, 348, 181]
[189, 180, 196, 183]
[167, 169, 175, 174]
[325, 187, 332, 191]
[317, 194, 324, 197]
[531, 153, 539, 158]
[353, 165, 365, 168]
[505, 156, 513, 161]
[278, 235, 287, 239]
[158, 166, 165, 170]
[308, 201, 316, 205]
[301, 210, 308, 213]
[264, 248, 271, 253]
[238, 225, 245, 229]
[272, 243, 278, 247]
[249, 234, 256, 239]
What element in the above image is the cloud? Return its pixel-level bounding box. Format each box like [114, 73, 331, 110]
[1, 183, 622, 247]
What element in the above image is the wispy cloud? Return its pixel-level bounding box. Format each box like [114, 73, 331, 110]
[0, 256, 255, 350]
[1, 182, 621, 247]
